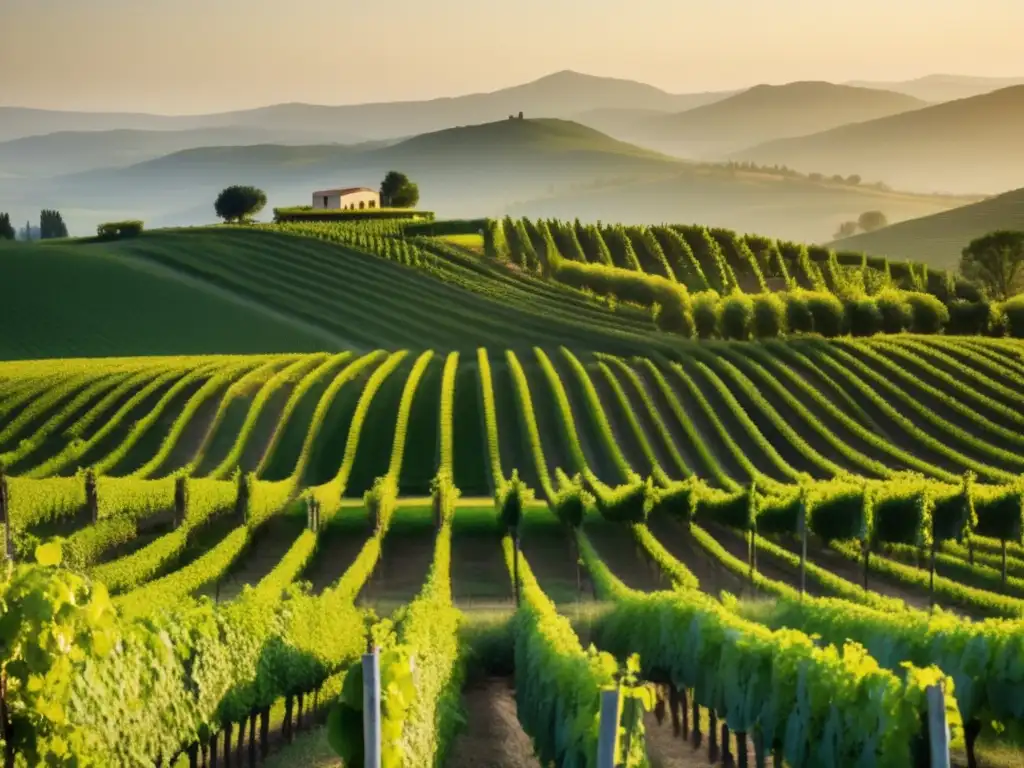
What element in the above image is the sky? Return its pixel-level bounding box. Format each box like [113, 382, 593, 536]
[2, 0, 1022, 114]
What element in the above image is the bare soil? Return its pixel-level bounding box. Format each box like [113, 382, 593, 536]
[446, 678, 541, 768]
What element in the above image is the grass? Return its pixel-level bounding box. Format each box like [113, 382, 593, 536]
[0, 239, 336, 359]
[438, 233, 484, 253]
[831, 186, 1024, 269]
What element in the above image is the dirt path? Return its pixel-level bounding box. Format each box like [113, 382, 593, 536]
[647, 515, 748, 599]
[357, 530, 436, 615]
[452, 528, 514, 609]
[585, 520, 667, 593]
[446, 678, 541, 768]
[644, 708, 777, 768]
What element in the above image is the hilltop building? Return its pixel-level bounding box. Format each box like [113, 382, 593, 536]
[312, 187, 380, 210]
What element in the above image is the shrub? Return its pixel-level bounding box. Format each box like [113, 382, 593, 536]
[720, 293, 754, 340]
[692, 291, 720, 339]
[946, 300, 997, 336]
[215, 185, 267, 223]
[874, 289, 912, 334]
[96, 220, 144, 240]
[1000, 295, 1024, 338]
[783, 292, 814, 334]
[751, 293, 786, 338]
[905, 292, 949, 334]
[846, 298, 882, 337]
[653, 296, 695, 337]
[805, 292, 845, 337]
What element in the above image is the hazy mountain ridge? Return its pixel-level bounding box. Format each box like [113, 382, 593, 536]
[732, 85, 1024, 194]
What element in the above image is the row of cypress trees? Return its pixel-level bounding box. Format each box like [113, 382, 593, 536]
[0, 209, 68, 240]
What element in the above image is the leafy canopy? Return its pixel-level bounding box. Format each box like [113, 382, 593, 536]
[960, 230, 1024, 300]
[380, 171, 420, 209]
[858, 210, 888, 233]
[214, 185, 267, 223]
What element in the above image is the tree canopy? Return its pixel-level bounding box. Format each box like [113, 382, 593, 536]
[857, 210, 888, 233]
[214, 186, 267, 223]
[0, 213, 14, 241]
[380, 171, 420, 208]
[39, 210, 69, 239]
[960, 230, 1024, 301]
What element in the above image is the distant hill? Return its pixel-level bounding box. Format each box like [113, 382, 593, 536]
[732, 85, 1024, 194]
[506, 167, 977, 244]
[847, 74, 1024, 103]
[0, 126, 353, 178]
[829, 187, 1024, 270]
[0, 70, 734, 146]
[629, 82, 928, 157]
[0, 119, 684, 232]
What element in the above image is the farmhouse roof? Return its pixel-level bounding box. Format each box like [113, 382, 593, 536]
[312, 186, 376, 196]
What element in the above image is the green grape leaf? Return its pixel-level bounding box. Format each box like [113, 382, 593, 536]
[35, 542, 62, 567]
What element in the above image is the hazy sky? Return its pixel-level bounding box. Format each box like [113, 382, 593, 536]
[2, 0, 1022, 113]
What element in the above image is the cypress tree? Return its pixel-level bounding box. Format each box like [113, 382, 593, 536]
[0, 213, 14, 240]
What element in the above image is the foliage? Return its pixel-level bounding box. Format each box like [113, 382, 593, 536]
[960, 230, 1024, 300]
[858, 211, 889, 233]
[39, 210, 69, 240]
[380, 171, 420, 208]
[214, 185, 267, 223]
[96, 221, 144, 240]
[0, 213, 14, 241]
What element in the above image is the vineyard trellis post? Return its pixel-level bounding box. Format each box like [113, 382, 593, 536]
[85, 468, 98, 525]
[926, 684, 950, 767]
[363, 647, 382, 768]
[596, 688, 620, 768]
[799, 490, 808, 599]
[174, 475, 188, 530]
[0, 464, 12, 563]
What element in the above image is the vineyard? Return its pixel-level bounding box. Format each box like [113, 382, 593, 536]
[3, 217, 1024, 767]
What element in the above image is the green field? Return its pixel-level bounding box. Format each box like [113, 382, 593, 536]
[3, 219, 1024, 767]
[833, 186, 1024, 269]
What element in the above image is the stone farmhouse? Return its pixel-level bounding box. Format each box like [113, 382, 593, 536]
[311, 187, 380, 210]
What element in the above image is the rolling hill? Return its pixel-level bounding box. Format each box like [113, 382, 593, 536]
[507, 166, 978, 243]
[847, 74, 1024, 103]
[732, 85, 1024, 194]
[830, 186, 1024, 269]
[0, 127, 362, 179]
[628, 82, 928, 157]
[0, 70, 733, 146]
[0, 238, 338, 359]
[0, 119, 686, 232]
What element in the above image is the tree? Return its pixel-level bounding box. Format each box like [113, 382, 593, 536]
[0, 213, 14, 241]
[833, 221, 859, 239]
[846, 174, 862, 185]
[858, 210, 888, 233]
[214, 185, 267, 223]
[379, 171, 420, 208]
[960, 230, 1024, 300]
[39, 209, 69, 239]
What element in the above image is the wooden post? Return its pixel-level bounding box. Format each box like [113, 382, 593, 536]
[929, 540, 937, 608]
[209, 733, 219, 768]
[364, 648, 382, 768]
[174, 476, 188, 530]
[926, 684, 950, 768]
[863, 539, 870, 592]
[0, 465, 12, 563]
[513, 530, 521, 607]
[85, 469, 98, 524]
[1001, 541, 1008, 593]
[799, 510, 807, 599]
[596, 688, 620, 768]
